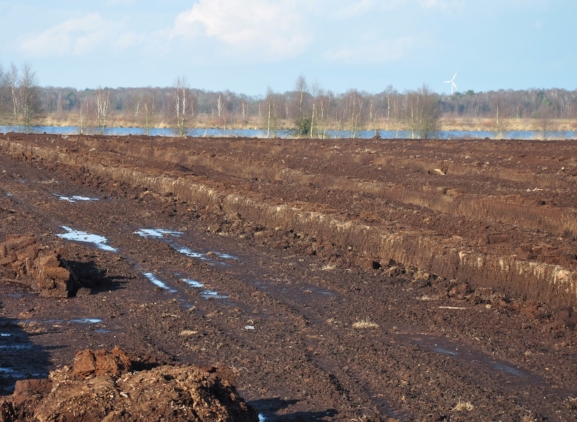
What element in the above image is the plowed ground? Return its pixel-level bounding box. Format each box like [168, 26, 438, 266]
[1, 134, 577, 421]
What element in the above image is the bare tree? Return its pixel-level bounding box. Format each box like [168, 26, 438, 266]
[0, 64, 7, 123]
[293, 75, 310, 136]
[405, 85, 439, 139]
[77, 98, 90, 134]
[217, 93, 223, 120]
[174, 76, 192, 136]
[19, 63, 41, 133]
[390, 92, 403, 138]
[343, 89, 366, 138]
[493, 90, 510, 137]
[142, 94, 155, 136]
[8, 64, 20, 130]
[535, 101, 554, 140]
[264, 87, 282, 138]
[129, 95, 141, 126]
[309, 81, 326, 138]
[95, 88, 110, 134]
[315, 89, 332, 139]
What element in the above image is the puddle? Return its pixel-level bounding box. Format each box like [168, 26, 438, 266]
[0, 368, 27, 379]
[55, 194, 99, 203]
[142, 272, 176, 293]
[94, 329, 110, 334]
[9, 293, 21, 298]
[5, 193, 12, 197]
[0, 344, 34, 350]
[134, 228, 183, 239]
[57, 226, 117, 252]
[200, 290, 228, 299]
[492, 362, 526, 377]
[70, 318, 103, 324]
[1, 333, 11, 337]
[433, 346, 459, 356]
[182, 278, 204, 288]
[134, 230, 239, 265]
[245, 325, 255, 330]
[258, 414, 266, 422]
[407, 334, 529, 379]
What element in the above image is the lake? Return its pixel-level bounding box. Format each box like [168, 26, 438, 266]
[1, 126, 575, 140]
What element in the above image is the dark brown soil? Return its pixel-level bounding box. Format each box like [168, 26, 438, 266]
[1, 133, 577, 421]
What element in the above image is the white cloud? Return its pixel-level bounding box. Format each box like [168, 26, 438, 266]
[323, 36, 413, 64]
[112, 31, 145, 50]
[105, 0, 137, 5]
[19, 13, 141, 57]
[332, 0, 378, 19]
[171, 0, 312, 59]
[420, 0, 449, 8]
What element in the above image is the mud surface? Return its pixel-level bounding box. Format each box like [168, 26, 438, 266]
[1, 134, 577, 421]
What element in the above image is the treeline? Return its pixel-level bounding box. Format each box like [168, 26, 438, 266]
[1, 61, 576, 137]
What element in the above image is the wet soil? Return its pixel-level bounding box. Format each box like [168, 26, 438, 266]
[1, 134, 577, 421]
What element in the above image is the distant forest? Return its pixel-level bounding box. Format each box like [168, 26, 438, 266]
[1, 62, 576, 137]
[36, 85, 577, 121]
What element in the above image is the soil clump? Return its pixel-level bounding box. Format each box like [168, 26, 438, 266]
[0, 348, 257, 422]
[0, 235, 82, 297]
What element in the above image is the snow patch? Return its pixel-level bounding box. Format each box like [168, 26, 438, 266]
[57, 226, 117, 252]
[70, 318, 103, 324]
[134, 228, 183, 239]
[200, 290, 228, 299]
[55, 194, 99, 202]
[142, 272, 177, 293]
[182, 278, 204, 288]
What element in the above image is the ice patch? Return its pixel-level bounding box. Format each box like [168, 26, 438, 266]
[57, 226, 117, 252]
[55, 194, 99, 203]
[182, 278, 204, 288]
[5, 193, 12, 197]
[244, 325, 255, 330]
[1, 333, 11, 337]
[94, 329, 110, 334]
[200, 290, 228, 299]
[215, 252, 239, 260]
[174, 245, 205, 259]
[258, 414, 267, 422]
[142, 272, 176, 293]
[71, 195, 98, 201]
[70, 318, 103, 324]
[134, 228, 183, 239]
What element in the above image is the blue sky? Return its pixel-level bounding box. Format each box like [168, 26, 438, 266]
[0, 0, 575, 95]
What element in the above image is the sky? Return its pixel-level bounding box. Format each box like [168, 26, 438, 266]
[0, 0, 575, 95]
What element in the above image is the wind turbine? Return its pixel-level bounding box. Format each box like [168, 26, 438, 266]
[444, 73, 457, 94]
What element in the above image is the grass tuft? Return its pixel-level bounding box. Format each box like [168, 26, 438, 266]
[352, 319, 379, 329]
[452, 400, 474, 412]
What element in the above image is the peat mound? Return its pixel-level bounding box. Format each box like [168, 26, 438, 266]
[0, 235, 85, 298]
[0, 347, 258, 422]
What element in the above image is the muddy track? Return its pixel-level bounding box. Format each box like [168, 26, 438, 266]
[1, 134, 577, 421]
